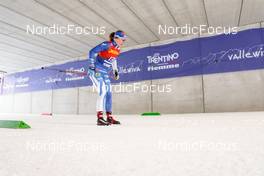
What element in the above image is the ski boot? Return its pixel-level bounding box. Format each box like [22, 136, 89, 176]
[97, 111, 110, 126]
[106, 112, 121, 125]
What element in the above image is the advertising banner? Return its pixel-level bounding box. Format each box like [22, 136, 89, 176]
[2, 28, 264, 95]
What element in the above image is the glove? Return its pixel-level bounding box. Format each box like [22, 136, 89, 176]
[88, 63, 95, 76]
[113, 70, 119, 80]
[88, 63, 95, 70]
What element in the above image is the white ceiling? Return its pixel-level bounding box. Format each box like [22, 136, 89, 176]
[0, 0, 263, 73]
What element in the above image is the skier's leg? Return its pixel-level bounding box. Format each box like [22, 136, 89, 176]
[103, 75, 121, 124]
[104, 75, 112, 112]
[89, 72, 109, 125]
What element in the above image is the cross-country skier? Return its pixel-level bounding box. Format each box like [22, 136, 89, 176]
[88, 30, 126, 126]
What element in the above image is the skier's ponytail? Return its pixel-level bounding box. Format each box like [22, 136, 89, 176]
[109, 32, 115, 41]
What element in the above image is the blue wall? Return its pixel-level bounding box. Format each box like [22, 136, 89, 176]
[2, 28, 264, 95]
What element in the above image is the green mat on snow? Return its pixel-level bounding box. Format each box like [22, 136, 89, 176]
[0, 120, 31, 129]
[141, 112, 161, 116]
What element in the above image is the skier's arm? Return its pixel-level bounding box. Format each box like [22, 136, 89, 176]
[88, 42, 110, 69]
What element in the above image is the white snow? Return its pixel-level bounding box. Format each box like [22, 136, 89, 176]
[0, 112, 264, 176]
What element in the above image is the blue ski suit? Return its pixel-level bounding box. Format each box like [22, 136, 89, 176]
[88, 40, 120, 112]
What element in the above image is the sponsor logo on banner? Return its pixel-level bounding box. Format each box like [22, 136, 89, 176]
[227, 44, 264, 61]
[147, 52, 180, 71]
[45, 77, 62, 84]
[119, 60, 144, 74]
[65, 67, 86, 81]
[15, 77, 29, 88]
[187, 44, 264, 66]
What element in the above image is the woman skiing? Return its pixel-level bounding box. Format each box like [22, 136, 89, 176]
[88, 30, 126, 125]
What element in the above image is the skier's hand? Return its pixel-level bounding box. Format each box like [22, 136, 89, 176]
[88, 63, 95, 70]
[88, 64, 95, 76]
[113, 70, 119, 80]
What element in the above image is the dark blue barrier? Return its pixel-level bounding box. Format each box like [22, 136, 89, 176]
[1, 28, 264, 94]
